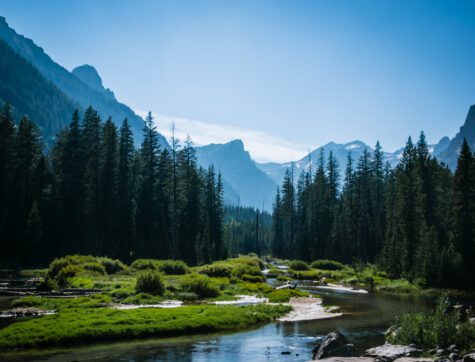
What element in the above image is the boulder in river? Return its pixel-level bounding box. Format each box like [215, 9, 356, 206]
[313, 331, 355, 360]
[365, 344, 422, 361]
[463, 353, 475, 362]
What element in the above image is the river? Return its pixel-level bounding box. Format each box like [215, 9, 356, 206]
[0, 281, 441, 362]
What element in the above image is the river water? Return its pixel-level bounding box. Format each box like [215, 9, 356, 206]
[1, 282, 440, 362]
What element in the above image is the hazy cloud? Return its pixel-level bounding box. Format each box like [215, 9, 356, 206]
[136, 111, 311, 163]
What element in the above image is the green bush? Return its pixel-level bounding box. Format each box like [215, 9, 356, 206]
[99, 258, 128, 274]
[48, 255, 96, 278]
[56, 264, 82, 285]
[130, 259, 159, 271]
[198, 263, 232, 277]
[289, 260, 309, 271]
[135, 271, 165, 296]
[156, 260, 189, 275]
[82, 262, 106, 275]
[228, 256, 264, 270]
[48, 255, 127, 279]
[231, 264, 262, 279]
[311, 259, 345, 271]
[181, 275, 219, 299]
[387, 296, 475, 349]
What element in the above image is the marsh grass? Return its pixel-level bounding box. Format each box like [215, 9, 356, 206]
[0, 304, 290, 350]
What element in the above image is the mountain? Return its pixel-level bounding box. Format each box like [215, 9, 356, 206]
[0, 39, 78, 139]
[438, 105, 475, 170]
[0, 16, 167, 147]
[257, 140, 378, 185]
[257, 137, 451, 186]
[195, 140, 277, 210]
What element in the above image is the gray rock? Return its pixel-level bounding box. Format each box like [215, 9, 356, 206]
[317, 358, 375, 362]
[313, 331, 355, 360]
[393, 358, 434, 362]
[463, 353, 475, 362]
[434, 357, 452, 362]
[437, 350, 449, 357]
[450, 353, 461, 361]
[365, 344, 423, 361]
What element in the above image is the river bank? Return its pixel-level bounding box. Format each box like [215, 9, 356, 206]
[0, 255, 474, 360]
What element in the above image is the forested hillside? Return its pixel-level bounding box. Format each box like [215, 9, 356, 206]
[272, 135, 475, 289]
[0, 105, 225, 266]
[0, 16, 167, 147]
[0, 39, 78, 141]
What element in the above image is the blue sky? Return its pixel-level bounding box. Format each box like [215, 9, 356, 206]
[1, 0, 475, 162]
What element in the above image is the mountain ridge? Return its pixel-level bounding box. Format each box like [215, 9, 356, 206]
[0, 16, 168, 148]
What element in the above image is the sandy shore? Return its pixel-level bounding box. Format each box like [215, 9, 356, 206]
[278, 297, 342, 322]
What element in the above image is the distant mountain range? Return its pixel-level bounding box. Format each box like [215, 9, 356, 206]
[195, 140, 278, 210]
[0, 16, 167, 148]
[255, 137, 451, 185]
[1, 15, 473, 211]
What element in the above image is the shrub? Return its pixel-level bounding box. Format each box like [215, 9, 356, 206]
[311, 259, 345, 271]
[231, 264, 262, 279]
[199, 263, 232, 278]
[181, 275, 219, 299]
[98, 258, 128, 274]
[48, 255, 96, 278]
[82, 262, 106, 275]
[56, 264, 82, 285]
[387, 296, 475, 349]
[130, 259, 159, 271]
[135, 271, 165, 296]
[228, 256, 265, 270]
[156, 260, 189, 275]
[289, 260, 309, 271]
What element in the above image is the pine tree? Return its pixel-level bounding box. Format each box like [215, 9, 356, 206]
[272, 188, 284, 257]
[11, 117, 43, 262]
[0, 103, 16, 248]
[136, 112, 161, 257]
[177, 137, 200, 265]
[281, 166, 296, 257]
[100, 118, 118, 256]
[452, 138, 475, 286]
[82, 107, 103, 253]
[116, 119, 136, 261]
[56, 110, 84, 254]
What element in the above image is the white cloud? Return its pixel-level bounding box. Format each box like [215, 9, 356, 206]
[135, 111, 311, 163]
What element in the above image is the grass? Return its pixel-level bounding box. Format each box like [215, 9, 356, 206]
[0, 304, 290, 350]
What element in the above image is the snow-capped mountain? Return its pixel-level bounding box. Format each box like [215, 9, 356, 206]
[256, 137, 450, 186]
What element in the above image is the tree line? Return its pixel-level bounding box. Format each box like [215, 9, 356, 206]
[0, 104, 226, 266]
[272, 134, 475, 289]
[223, 205, 272, 257]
